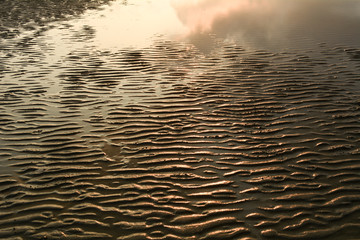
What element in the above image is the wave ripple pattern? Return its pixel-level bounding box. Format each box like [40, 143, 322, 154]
[1, 33, 360, 240]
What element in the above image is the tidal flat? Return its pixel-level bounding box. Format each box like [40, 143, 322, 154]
[0, 0, 360, 239]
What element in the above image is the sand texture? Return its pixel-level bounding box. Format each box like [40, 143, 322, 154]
[1, 0, 360, 239]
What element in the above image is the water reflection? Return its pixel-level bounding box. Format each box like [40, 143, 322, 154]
[84, 0, 186, 49]
[43, 0, 360, 52]
[1, 0, 360, 239]
[172, 0, 360, 51]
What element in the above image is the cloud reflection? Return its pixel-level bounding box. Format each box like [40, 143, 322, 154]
[172, 0, 360, 51]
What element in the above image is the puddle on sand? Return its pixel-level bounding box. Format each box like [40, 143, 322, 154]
[0, 0, 360, 240]
[43, 0, 186, 52]
[173, 0, 360, 51]
[43, 0, 360, 53]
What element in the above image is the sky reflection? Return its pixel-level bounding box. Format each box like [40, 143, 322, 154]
[91, 0, 185, 49]
[172, 0, 360, 51]
[47, 0, 360, 53]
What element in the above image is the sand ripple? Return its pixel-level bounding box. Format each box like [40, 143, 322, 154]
[1, 22, 360, 240]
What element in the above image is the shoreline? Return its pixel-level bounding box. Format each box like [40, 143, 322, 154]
[0, 1, 360, 239]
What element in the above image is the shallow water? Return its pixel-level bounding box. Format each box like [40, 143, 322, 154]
[1, 0, 360, 239]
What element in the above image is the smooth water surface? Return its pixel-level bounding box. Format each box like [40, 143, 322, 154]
[42, 0, 360, 52]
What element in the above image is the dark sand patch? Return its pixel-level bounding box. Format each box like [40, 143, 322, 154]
[0, 0, 115, 39]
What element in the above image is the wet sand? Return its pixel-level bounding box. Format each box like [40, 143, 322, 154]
[1, 0, 360, 239]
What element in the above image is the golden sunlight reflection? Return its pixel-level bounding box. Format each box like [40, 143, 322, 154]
[47, 0, 360, 53]
[91, 0, 185, 49]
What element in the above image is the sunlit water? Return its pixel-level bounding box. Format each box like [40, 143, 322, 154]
[49, 0, 360, 50]
[39, 0, 360, 53]
[0, 0, 360, 239]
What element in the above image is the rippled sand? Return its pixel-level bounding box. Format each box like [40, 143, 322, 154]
[1, 0, 360, 239]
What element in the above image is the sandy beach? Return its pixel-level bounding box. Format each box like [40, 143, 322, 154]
[1, 0, 360, 239]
